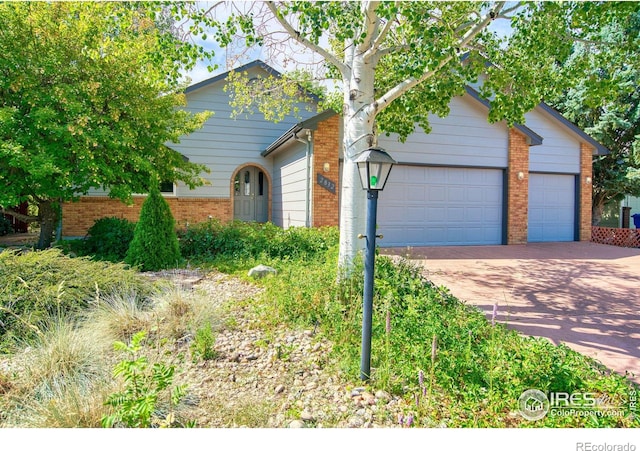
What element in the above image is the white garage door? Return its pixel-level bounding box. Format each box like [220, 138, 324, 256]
[528, 173, 576, 242]
[378, 166, 504, 246]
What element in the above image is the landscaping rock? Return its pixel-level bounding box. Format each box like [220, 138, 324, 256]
[144, 269, 408, 429]
[300, 410, 314, 421]
[248, 264, 277, 279]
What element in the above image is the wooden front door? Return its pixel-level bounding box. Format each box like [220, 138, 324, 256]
[234, 167, 268, 222]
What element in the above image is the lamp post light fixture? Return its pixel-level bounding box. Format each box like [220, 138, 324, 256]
[354, 147, 396, 381]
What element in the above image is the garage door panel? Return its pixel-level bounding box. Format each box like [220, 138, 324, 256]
[485, 206, 502, 219]
[378, 166, 503, 246]
[528, 173, 575, 242]
[429, 186, 446, 201]
[405, 208, 424, 222]
[427, 206, 445, 218]
[467, 189, 486, 202]
[428, 168, 447, 183]
[449, 207, 465, 221]
[448, 171, 465, 184]
[447, 187, 465, 202]
[426, 228, 446, 242]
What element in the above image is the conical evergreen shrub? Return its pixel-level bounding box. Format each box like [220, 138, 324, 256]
[125, 184, 181, 271]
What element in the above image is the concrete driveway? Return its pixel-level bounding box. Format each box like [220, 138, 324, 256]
[382, 242, 640, 384]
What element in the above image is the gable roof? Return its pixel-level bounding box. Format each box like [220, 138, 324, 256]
[464, 86, 608, 156]
[464, 86, 543, 146]
[185, 60, 280, 94]
[184, 60, 322, 106]
[263, 86, 546, 156]
[536, 103, 609, 155]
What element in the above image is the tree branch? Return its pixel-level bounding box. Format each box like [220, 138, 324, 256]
[372, 55, 454, 114]
[1, 208, 38, 223]
[458, 1, 506, 49]
[359, 1, 380, 55]
[374, 44, 412, 60]
[372, 3, 506, 115]
[495, 2, 524, 19]
[266, 1, 348, 76]
[374, 2, 511, 110]
[364, 14, 395, 61]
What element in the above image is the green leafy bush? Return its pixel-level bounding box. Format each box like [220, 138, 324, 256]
[125, 186, 182, 271]
[0, 249, 153, 346]
[84, 217, 136, 262]
[179, 219, 339, 262]
[0, 216, 12, 236]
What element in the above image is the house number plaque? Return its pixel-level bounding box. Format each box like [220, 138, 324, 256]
[317, 173, 336, 194]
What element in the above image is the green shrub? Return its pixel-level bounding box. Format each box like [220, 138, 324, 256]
[0, 249, 153, 346]
[84, 217, 136, 262]
[178, 219, 339, 263]
[0, 216, 12, 236]
[125, 185, 181, 271]
[256, 249, 637, 427]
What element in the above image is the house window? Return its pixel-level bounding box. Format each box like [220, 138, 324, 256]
[244, 170, 251, 195]
[258, 171, 264, 196]
[159, 181, 176, 195]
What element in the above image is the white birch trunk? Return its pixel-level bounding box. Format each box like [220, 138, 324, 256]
[337, 45, 377, 272]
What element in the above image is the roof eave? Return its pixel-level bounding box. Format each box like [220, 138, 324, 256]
[262, 109, 338, 157]
[184, 60, 278, 94]
[537, 103, 609, 156]
[464, 86, 543, 146]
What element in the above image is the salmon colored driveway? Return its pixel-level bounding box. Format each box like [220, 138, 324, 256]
[382, 242, 640, 384]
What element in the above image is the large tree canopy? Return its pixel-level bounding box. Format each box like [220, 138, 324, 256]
[0, 2, 213, 248]
[549, 4, 640, 224]
[196, 1, 635, 270]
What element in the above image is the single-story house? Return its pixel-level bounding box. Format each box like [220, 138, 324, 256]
[62, 60, 607, 247]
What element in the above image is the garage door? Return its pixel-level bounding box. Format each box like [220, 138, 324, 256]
[378, 166, 504, 246]
[528, 173, 576, 242]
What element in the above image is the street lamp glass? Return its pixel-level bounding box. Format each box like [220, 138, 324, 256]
[354, 147, 396, 191]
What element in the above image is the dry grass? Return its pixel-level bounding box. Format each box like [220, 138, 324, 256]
[1, 316, 115, 427]
[197, 396, 276, 428]
[82, 290, 154, 345]
[0, 279, 229, 428]
[11, 380, 116, 428]
[153, 284, 223, 341]
[17, 317, 105, 395]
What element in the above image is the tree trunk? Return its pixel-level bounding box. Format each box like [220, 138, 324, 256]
[337, 45, 377, 272]
[37, 199, 58, 249]
[591, 192, 607, 226]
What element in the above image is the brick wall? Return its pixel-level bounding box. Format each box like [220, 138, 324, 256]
[580, 143, 593, 241]
[507, 128, 530, 244]
[312, 115, 340, 227]
[62, 197, 232, 236]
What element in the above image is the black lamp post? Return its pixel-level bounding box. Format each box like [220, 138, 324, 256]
[354, 147, 396, 381]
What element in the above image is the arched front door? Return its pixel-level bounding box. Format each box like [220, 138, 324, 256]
[234, 166, 268, 222]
